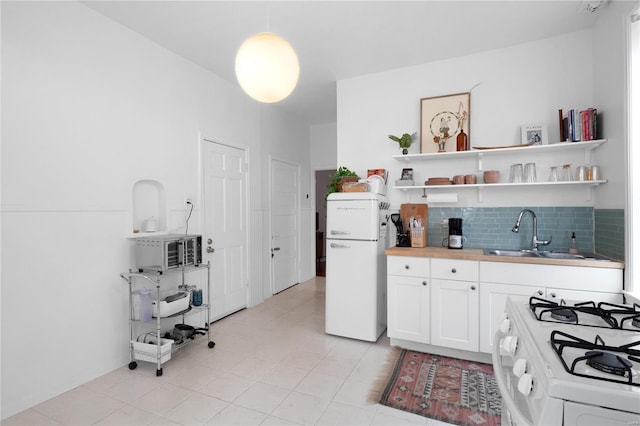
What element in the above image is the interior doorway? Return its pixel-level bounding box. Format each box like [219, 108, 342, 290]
[315, 169, 332, 276]
[270, 158, 300, 294]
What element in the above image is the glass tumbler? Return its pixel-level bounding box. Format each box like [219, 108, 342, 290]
[524, 163, 537, 183]
[548, 166, 559, 182]
[509, 163, 523, 183]
[561, 164, 573, 181]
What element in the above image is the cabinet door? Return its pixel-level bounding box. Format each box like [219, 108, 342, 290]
[430, 279, 479, 351]
[387, 275, 429, 343]
[546, 288, 623, 304]
[478, 282, 543, 354]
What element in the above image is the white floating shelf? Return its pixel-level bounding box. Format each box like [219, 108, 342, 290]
[392, 180, 607, 190]
[392, 139, 607, 162]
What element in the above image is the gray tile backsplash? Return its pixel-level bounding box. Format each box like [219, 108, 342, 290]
[426, 206, 594, 252]
[594, 209, 625, 261]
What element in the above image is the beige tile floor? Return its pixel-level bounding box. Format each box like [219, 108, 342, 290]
[4, 277, 453, 426]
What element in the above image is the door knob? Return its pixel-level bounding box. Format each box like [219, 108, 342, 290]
[206, 247, 215, 253]
[207, 238, 213, 244]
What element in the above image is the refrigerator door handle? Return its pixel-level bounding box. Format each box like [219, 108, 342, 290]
[330, 242, 350, 248]
[330, 230, 350, 235]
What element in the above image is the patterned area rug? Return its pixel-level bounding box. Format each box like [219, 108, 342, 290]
[377, 349, 502, 426]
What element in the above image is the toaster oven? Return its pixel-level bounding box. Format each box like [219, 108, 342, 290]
[134, 234, 202, 272]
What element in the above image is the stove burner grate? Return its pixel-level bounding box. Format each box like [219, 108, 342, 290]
[529, 296, 624, 329]
[585, 351, 633, 377]
[598, 301, 640, 330]
[550, 330, 640, 386]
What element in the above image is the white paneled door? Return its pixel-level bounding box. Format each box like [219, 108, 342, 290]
[270, 158, 299, 294]
[203, 140, 248, 321]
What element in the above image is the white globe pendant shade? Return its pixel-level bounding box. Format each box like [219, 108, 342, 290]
[235, 32, 300, 103]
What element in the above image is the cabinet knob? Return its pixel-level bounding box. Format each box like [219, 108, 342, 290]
[537, 290, 544, 296]
[422, 281, 427, 286]
[451, 268, 457, 274]
[550, 292, 557, 298]
[405, 265, 410, 269]
[470, 285, 476, 290]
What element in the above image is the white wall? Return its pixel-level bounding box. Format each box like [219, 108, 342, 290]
[336, 29, 626, 209]
[0, 1, 311, 418]
[310, 123, 337, 267]
[592, 0, 636, 209]
[310, 123, 338, 171]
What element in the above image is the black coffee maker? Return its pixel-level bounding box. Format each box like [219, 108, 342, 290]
[390, 213, 410, 247]
[448, 218, 463, 249]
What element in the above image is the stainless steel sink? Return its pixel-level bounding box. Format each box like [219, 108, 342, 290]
[483, 249, 539, 257]
[538, 252, 584, 260]
[483, 248, 611, 261]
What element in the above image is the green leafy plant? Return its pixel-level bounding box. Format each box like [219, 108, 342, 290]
[388, 132, 418, 154]
[326, 166, 358, 198]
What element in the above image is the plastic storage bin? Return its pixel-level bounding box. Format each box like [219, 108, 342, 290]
[132, 338, 174, 364]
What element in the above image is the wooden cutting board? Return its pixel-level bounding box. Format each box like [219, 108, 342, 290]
[400, 203, 428, 231]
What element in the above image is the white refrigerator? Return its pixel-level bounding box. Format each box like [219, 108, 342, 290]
[325, 192, 390, 341]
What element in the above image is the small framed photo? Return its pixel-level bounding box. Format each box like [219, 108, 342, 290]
[401, 168, 414, 180]
[521, 124, 547, 145]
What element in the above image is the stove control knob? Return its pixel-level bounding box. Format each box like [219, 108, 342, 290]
[499, 318, 511, 334]
[501, 335, 518, 355]
[513, 358, 527, 377]
[517, 373, 534, 396]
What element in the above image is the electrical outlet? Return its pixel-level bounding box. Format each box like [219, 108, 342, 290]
[441, 219, 449, 227]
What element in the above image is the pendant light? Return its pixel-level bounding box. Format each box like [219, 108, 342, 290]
[235, 32, 300, 103]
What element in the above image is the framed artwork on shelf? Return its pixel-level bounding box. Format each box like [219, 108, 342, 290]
[420, 92, 470, 154]
[521, 124, 547, 145]
[401, 168, 414, 180]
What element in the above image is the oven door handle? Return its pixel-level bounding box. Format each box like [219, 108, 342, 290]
[492, 331, 533, 426]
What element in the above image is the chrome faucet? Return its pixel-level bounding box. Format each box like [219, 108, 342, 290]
[512, 209, 552, 251]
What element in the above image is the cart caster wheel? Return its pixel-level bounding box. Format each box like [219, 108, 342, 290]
[128, 361, 137, 370]
[208, 341, 215, 349]
[156, 368, 163, 377]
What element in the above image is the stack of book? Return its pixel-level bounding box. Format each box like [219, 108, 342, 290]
[558, 108, 598, 142]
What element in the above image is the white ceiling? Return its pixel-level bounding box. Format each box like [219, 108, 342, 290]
[83, 1, 603, 125]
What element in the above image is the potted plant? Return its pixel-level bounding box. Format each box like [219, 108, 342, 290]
[326, 166, 358, 198]
[388, 132, 418, 155]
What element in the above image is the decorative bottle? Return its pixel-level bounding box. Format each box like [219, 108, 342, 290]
[456, 129, 468, 151]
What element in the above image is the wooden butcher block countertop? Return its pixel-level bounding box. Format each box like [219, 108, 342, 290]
[384, 246, 624, 269]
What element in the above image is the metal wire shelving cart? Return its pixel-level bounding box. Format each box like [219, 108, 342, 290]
[120, 261, 214, 376]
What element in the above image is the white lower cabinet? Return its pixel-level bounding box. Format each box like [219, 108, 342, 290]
[388, 255, 623, 355]
[430, 278, 479, 351]
[478, 261, 623, 354]
[387, 275, 430, 343]
[479, 282, 543, 354]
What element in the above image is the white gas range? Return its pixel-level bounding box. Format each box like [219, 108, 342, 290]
[493, 296, 640, 425]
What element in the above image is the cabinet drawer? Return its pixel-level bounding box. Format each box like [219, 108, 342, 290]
[479, 261, 622, 293]
[431, 258, 479, 281]
[387, 256, 430, 277]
